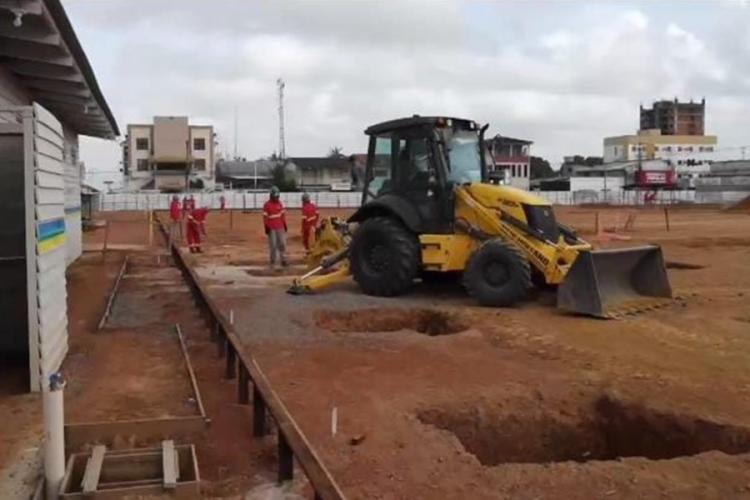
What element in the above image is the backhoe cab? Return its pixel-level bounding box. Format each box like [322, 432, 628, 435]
[290, 116, 672, 318]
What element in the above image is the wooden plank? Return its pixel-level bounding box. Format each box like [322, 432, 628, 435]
[64, 416, 205, 455]
[174, 324, 208, 421]
[161, 440, 178, 489]
[97, 255, 128, 330]
[156, 216, 346, 500]
[81, 445, 106, 494]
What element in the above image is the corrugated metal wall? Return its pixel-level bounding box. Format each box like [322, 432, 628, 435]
[30, 104, 69, 391]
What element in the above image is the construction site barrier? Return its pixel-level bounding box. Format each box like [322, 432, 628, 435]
[96, 188, 734, 212]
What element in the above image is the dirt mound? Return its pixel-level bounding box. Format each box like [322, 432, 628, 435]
[315, 307, 468, 336]
[417, 394, 750, 465]
[725, 195, 750, 211]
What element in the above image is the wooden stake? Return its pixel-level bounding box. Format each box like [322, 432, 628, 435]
[594, 211, 600, 235]
[229, 208, 234, 230]
[664, 207, 670, 232]
[148, 210, 154, 246]
[102, 220, 110, 260]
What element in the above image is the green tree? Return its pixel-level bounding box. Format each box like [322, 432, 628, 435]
[530, 156, 555, 179]
[271, 163, 297, 192]
[328, 146, 344, 157]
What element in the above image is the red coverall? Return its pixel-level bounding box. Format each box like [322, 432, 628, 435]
[186, 207, 208, 253]
[169, 199, 181, 222]
[263, 199, 287, 232]
[263, 199, 288, 265]
[181, 197, 189, 218]
[301, 200, 319, 250]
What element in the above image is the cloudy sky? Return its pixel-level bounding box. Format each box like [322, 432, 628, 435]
[63, 0, 750, 189]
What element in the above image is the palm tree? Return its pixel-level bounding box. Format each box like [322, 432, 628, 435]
[328, 146, 344, 158]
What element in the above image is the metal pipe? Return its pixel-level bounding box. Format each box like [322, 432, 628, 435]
[43, 373, 66, 500]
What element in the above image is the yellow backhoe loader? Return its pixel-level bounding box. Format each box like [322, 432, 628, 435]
[289, 116, 672, 318]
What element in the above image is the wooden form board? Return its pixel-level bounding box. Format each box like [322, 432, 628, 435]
[61, 444, 200, 499]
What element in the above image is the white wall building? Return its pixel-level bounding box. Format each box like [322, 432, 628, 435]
[123, 116, 215, 192]
[603, 129, 717, 181]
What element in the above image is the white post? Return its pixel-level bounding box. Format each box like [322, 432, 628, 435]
[43, 373, 66, 500]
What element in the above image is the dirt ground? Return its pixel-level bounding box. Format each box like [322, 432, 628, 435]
[2, 205, 749, 499]
[187, 205, 750, 499]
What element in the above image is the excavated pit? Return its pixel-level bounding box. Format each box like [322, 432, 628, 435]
[417, 395, 750, 466]
[315, 308, 468, 336]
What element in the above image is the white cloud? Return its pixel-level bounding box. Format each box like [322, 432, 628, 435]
[60, 0, 750, 188]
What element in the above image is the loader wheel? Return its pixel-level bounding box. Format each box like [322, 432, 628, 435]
[350, 217, 420, 297]
[463, 239, 531, 307]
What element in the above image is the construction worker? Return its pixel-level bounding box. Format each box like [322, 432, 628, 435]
[219, 194, 226, 211]
[301, 192, 319, 251]
[169, 194, 182, 247]
[181, 195, 190, 219]
[186, 205, 208, 253]
[263, 186, 288, 268]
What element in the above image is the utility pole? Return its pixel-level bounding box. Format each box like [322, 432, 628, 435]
[277, 78, 286, 160]
[233, 106, 238, 160]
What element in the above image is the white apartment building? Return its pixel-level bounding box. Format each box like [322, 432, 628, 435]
[603, 129, 717, 180]
[123, 116, 215, 192]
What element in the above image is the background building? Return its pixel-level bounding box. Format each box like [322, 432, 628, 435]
[603, 129, 717, 183]
[289, 156, 353, 191]
[123, 116, 214, 192]
[640, 98, 705, 136]
[488, 135, 532, 189]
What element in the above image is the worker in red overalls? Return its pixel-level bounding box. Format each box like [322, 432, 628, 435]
[169, 194, 182, 247]
[181, 195, 190, 219]
[263, 186, 288, 268]
[186, 205, 208, 253]
[301, 192, 319, 251]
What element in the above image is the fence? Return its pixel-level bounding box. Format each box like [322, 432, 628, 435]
[98, 191, 362, 212]
[98, 188, 731, 212]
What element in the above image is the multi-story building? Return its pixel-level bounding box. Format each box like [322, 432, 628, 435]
[603, 129, 717, 180]
[488, 135, 532, 190]
[123, 116, 215, 192]
[640, 98, 705, 136]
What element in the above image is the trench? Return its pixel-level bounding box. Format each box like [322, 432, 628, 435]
[315, 307, 469, 336]
[417, 395, 750, 465]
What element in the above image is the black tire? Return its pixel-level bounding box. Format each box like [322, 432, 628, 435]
[463, 239, 531, 307]
[350, 217, 421, 296]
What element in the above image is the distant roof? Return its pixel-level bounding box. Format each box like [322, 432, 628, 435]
[365, 116, 478, 135]
[0, 0, 119, 138]
[491, 134, 533, 145]
[289, 156, 351, 170]
[216, 159, 276, 177]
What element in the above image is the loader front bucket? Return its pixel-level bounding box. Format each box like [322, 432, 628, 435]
[557, 245, 672, 318]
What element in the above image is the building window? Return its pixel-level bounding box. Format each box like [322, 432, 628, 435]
[677, 146, 683, 152]
[193, 137, 206, 151]
[194, 159, 206, 171]
[137, 159, 149, 171]
[705, 146, 714, 152]
[136, 138, 149, 151]
[684, 146, 693, 152]
[663, 146, 671, 152]
[524, 164, 528, 177]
